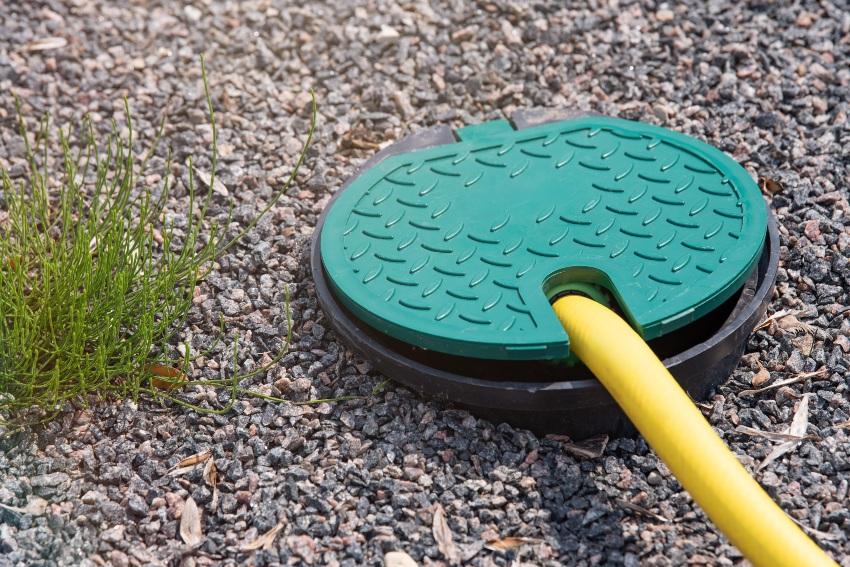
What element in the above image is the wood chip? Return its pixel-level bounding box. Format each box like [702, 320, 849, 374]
[24, 37, 68, 52]
[739, 367, 827, 397]
[545, 434, 609, 459]
[758, 394, 812, 471]
[432, 503, 459, 565]
[179, 497, 203, 546]
[384, 551, 419, 567]
[241, 521, 284, 551]
[484, 536, 544, 551]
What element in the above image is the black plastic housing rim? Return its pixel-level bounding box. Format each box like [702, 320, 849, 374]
[312, 115, 780, 438]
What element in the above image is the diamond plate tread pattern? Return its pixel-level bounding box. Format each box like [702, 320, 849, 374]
[321, 116, 767, 360]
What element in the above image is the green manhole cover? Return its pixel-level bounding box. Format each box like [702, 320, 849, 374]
[320, 116, 767, 360]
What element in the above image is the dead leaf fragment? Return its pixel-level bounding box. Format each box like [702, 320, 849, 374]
[432, 503, 459, 564]
[758, 176, 784, 195]
[202, 455, 217, 483]
[615, 498, 670, 523]
[787, 394, 811, 437]
[193, 167, 229, 196]
[758, 441, 802, 473]
[792, 333, 814, 356]
[384, 551, 419, 567]
[695, 401, 714, 416]
[24, 37, 68, 52]
[751, 366, 771, 388]
[777, 314, 816, 335]
[203, 457, 219, 511]
[174, 449, 211, 469]
[545, 434, 609, 459]
[758, 394, 812, 471]
[146, 363, 187, 391]
[241, 521, 284, 551]
[484, 536, 544, 551]
[754, 309, 802, 332]
[179, 497, 203, 546]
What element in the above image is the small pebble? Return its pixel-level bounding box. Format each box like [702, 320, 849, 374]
[1, 2, 847, 565]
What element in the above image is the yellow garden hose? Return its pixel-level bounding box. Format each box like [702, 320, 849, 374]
[552, 295, 836, 567]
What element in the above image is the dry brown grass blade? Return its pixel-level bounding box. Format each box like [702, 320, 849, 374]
[24, 37, 68, 52]
[241, 522, 285, 551]
[615, 498, 670, 523]
[790, 516, 844, 541]
[346, 138, 381, 150]
[432, 503, 459, 564]
[758, 394, 812, 472]
[545, 434, 609, 459]
[169, 464, 198, 477]
[180, 497, 203, 546]
[735, 425, 818, 443]
[484, 536, 544, 551]
[739, 368, 827, 397]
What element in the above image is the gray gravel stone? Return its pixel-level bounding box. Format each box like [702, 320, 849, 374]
[1, 1, 849, 566]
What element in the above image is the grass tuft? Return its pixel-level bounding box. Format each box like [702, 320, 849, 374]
[0, 57, 315, 431]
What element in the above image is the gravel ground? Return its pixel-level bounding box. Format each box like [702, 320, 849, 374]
[1, 1, 850, 565]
